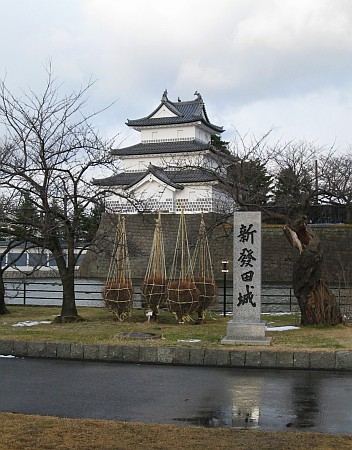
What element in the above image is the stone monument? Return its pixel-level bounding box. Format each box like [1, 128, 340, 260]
[221, 211, 271, 345]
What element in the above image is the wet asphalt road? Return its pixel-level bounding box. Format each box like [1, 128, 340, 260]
[1, 357, 351, 434]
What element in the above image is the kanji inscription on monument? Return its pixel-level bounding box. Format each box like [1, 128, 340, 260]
[221, 211, 271, 345]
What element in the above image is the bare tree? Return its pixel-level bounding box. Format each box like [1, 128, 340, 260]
[0, 239, 34, 315]
[270, 140, 324, 221]
[182, 128, 277, 216]
[0, 190, 29, 314]
[229, 138, 344, 324]
[320, 153, 352, 223]
[0, 198, 38, 314]
[284, 217, 342, 325]
[173, 131, 344, 325]
[0, 67, 118, 322]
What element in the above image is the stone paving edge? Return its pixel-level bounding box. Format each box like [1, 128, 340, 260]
[0, 340, 352, 371]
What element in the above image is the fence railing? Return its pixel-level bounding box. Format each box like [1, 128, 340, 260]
[4, 279, 351, 315]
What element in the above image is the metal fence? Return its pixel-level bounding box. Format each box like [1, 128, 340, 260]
[5, 279, 104, 308]
[4, 278, 351, 315]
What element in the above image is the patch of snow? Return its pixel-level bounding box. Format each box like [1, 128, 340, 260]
[12, 320, 51, 327]
[177, 339, 201, 343]
[262, 312, 298, 316]
[0, 354, 16, 358]
[266, 326, 300, 331]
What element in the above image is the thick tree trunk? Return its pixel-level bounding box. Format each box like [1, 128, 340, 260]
[284, 217, 342, 325]
[60, 271, 78, 317]
[53, 249, 85, 323]
[0, 272, 9, 315]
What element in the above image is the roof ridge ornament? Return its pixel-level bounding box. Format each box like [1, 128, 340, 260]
[194, 91, 203, 102]
[162, 89, 168, 102]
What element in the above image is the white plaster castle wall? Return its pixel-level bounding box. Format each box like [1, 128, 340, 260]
[212, 187, 235, 213]
[105, 183, 214, 214]
[141, 125, 195, 142]
[151, 106, 177, 118]
[140, 124, 211, 144]
[121, 152, 207, 172]
[118, 157, 141, 172]
[132, 179, 175, 202]
[174, 184, 213, 213]
[195, 127, 211, 143]
[203, 154, 221, 170]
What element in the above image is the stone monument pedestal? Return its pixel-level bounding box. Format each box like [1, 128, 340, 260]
[221, 321, 271, 345]
[221, 211, 272, 346]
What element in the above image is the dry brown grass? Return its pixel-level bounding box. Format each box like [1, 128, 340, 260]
[1, 412, 351, 450]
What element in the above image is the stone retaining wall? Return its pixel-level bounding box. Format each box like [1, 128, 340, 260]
[79, 213, 352, 284]
[1, 340, 351, 371]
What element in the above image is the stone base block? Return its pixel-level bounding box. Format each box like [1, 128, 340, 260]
[221, 321, 272, 346]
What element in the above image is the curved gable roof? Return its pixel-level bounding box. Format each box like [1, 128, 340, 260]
[126, 91, 223, 133]
[93, 166, 218, 188]
[127, 165, 184, 190]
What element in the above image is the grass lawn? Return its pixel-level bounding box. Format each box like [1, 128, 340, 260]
[1, 412, 352, 450]
[0, 305, 351, 351]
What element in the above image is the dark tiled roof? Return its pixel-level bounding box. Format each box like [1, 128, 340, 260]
[147, 165, 184, 189]
[111, 139, 211, 156]
[126, 94, 223, 133]
[171, 169, 218, 183]
[93, 166, 218, 188]
[93, 172, 145, 187]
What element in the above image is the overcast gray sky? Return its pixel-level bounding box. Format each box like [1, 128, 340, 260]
[1, 0, 352, 149]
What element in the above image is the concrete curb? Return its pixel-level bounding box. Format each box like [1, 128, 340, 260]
[1, 340, 352, 371]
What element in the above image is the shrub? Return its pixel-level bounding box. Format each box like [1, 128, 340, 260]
[102, 281, 134, 321]
[167, 280, 199, 323]
[194, 276, 218, 319]
[141, 276, 167, 314]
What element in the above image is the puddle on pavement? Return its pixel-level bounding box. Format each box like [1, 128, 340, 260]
[174, 409, 260, 429]
[171, 370, 352, 434]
